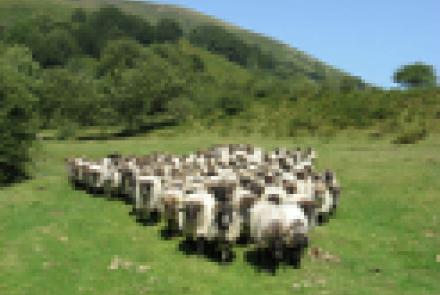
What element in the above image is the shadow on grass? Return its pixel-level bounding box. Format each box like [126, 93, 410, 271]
[177, 238, 235, 264]
[75, 183, 132, 204]
[317, 209, 339, 226]
[245, 248, 282, 274]
[75, 119, 178, 141]
[134, 210, 161, 226]
[159, 227, 181, 240]
[245, 247, 305, 275]
[71, 182, 140, 216]
[0, 173, 32, 190]
[245, 238, 308, 275]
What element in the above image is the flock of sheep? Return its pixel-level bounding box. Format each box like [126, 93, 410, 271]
[65, 144, 341, 267]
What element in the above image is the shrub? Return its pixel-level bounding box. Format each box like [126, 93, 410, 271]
[0, 45, 40, 185]
[55, 119, 79, 140]
[391, 110, 428, 144]
[392, 125, 428, 144]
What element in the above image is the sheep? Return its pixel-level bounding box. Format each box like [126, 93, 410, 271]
[180, 190, 216, 254]
[205, 179, 242, 261]
[289, 147, 303, 165]
[322, 169, 341, 214]
[65, 157, 78, 186]
[119, 157, 138, 201]
[134, 173, 162, 222]
[309, 173, 336, 224]
[294, 166, 313, 198]
[249, 199, 309, 262]
[106, 168, 122, 198]
[81, 160, 97, 192]
[304, 147, 318, 164]
[246, 146, 264, 165]
[160, 180, 185, 234]
[212, 145, 230, 166]
[75, 158, 90, 188]
[85, 162, 104, 194]
[66, 144, 340, 269]
[261, 185, 287, 205]
[102, 155, 123, 198]
[234, 185, 260, 241]
[329, 185, 341, 215]
[281, 179, 313, 226]
[84, 156, 121, 195]
[66, 157, 93, 189]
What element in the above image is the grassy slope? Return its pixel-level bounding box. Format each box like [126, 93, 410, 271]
[0, 131, 439, 295]
[176, 39, 253, 85]
[0, 0, 347, 80]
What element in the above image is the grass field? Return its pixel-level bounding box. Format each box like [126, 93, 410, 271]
[1, 131, 439, 295]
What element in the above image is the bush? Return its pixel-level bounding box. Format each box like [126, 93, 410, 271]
[0, 45, 40, 185]
[392, 125, 428, 144]
[55, 119, 79, 140]
[391, 110, 428, 144]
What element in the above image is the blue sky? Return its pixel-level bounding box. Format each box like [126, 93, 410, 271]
[145, 0, 439, 88]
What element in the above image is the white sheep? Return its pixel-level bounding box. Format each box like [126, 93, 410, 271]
[65, 157, 78, 186]
[234, 186, 259, 240]
[261, 185, 287, 205]
[322, 170, 341, 214]
[85, 163, 104, 193]
[250, 200, 309, 260]
[205, 180, 242, 261]
[160, 180, 185, 233]
[313, 176, 335, 223]
[134, 174, 162, 221]
[180, 191, 216, 244]
[75, 158, 89, 187]
[119, 159, 139, 201]
[102, 160, 122, 197]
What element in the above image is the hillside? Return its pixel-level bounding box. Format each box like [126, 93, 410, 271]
[0, 0, 437, 133]
[0, 0, 355, 85]
[1, 0, 439, 187]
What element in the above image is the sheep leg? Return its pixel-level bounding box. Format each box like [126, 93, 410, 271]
[272, 240, 284, 261]
[103, 180, 113, 198]
[217, 240, 232, 262]
[166, 218, 181, 236]
[196, 237, 205, 255]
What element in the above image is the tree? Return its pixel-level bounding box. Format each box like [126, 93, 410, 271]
[73, 5, 128, 57]
[5, 15, 78, 67]
[39, 27, 78, 66]
[73, 5, 155, 57]
[339, 75, 363, 93]
[0, 45, 40, 185]
[106, 52, 186, 132]
[393, 62, 437, 88]
[155, 19, 183, 43]
[71, 8, 87, 23]
[39, 68, 100, 128]
[98, 39, 147, 76]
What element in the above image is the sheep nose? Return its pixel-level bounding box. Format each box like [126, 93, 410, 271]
[270, 220, 282, 237]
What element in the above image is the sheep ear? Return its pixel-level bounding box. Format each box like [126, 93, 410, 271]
[298, 200, 319, 208]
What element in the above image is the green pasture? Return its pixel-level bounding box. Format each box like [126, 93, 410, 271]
[1, 131, 439, 295]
